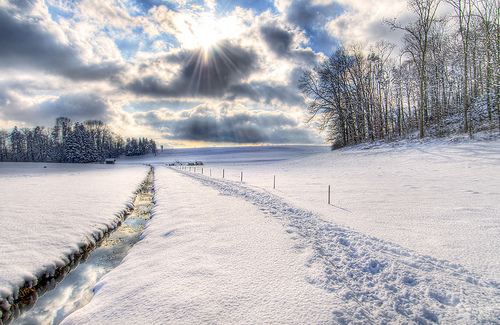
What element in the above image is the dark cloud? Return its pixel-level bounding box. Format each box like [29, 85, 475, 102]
[286, 0, 342, 26]
[37, 93, 112, 122]
[0, 9, 77, 69]
[0, 7, 125, 81]
[227, 81, 304, 106]
[0, 93, 114, 126]
[171, 112, 313, 144]
[126, 41, 257, 98]
[62, 62, 126, 81]
[8, 0, 38, 10]
[291, 48, 320, 65]
[128, 37, 315, 106]
[259, 23, 319, 65]
[260, 25, 294, 56]
[0, 88, 22, 117]
[135, 106, 316, 144]
[286, 1, 318, 26]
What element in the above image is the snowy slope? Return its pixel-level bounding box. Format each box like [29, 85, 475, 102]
[0, 163, 148, 310]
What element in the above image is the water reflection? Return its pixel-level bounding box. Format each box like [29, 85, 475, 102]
[12, 172, 154, 325]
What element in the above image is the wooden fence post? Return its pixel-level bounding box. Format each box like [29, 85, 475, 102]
[328, 185, 331, 204]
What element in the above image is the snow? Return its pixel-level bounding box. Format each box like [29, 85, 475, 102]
[61, 138, 500, 323]
[202, 140, 500, 282]
[13, 174, 154, 325]
[3, 138, 500, 323]
[61, 167, 337, 324]
[0, 162, 149, 309]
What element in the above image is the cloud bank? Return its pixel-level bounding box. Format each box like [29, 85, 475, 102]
[133, 103, 320, 145]
[0, 0, 401, 146]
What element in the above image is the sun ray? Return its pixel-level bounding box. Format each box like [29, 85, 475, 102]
[176, 10, 243, 51]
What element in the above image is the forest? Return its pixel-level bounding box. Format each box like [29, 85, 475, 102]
[0, 117, 157, 163]
[300, 0, 500, 149]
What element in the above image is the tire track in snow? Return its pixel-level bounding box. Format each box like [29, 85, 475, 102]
[173, 167, 500, 324]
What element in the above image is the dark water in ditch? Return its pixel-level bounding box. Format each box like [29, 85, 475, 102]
[11, 172, 154, 325]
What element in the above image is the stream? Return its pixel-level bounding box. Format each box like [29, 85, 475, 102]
[10, 169, 154, 325]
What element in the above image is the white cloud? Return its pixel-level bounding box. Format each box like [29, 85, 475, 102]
[150, 4, 248, 50]
[80, 0, 135, 30]
[326, 0, 408, 47]
[205, 0, 217, 11]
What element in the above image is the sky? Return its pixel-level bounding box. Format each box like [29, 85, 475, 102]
[0, 0, 410, 148]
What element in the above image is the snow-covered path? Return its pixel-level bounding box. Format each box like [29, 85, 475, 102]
[61, 167, 337, 324]
[62, 165, 500, 324]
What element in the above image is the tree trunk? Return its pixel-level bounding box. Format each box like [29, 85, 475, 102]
[419, 69, 426, 138]
[464, 50, 470, 134]
[497, 9, 500, 133]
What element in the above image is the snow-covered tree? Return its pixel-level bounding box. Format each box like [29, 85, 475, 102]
[64, 123, 98, 163]
[10, 126, 26, 162]
[302, 0, 500, 148]
[1, 118, 157, 163]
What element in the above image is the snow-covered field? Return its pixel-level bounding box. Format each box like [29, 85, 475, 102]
[0, 163, 149, 315]
[3, 137, 500, 323]
[125, 139, 500, 281]
[63, 138, 500, 324]
[188, 141, 500, 281]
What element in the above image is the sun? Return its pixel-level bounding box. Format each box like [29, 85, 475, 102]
[196, 17, 224, 49]
[178, 12, 242, 50]
[192, 15, 225, 50]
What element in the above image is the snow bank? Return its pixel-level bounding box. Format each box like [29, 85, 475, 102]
[0, 162, 148, 309]
[61, 167, 338, 324]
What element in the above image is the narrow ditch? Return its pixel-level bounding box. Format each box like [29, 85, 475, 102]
[2, 166, 155, 325]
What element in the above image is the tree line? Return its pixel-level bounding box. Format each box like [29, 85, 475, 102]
[300, 0, 500, 149]
[0, 117, 157, 163]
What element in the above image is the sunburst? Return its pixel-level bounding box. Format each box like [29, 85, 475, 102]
[178, 12, 242, 51]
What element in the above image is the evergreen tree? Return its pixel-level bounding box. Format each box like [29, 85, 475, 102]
[10, 126, 25, 162]
[64, 123, 98, 163]
[0, 130, 9, 162]
[0, 118, 157, 162]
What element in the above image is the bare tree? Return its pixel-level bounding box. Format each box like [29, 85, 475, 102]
[445, 0, 475, 135]
[474, 0, 500, 131]
[385, 0, 443, 138]
[300, 48, 360, 148]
